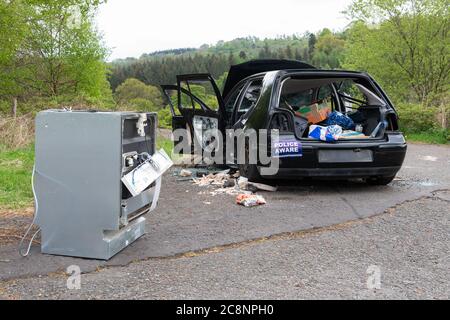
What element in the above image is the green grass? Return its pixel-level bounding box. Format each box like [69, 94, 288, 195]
[0, 144, 35, 209]
[156, 136, 174, 156]
[404, 130, 449, 145]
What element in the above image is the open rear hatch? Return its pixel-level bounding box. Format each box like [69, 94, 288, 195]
[270, 74, 397, 143]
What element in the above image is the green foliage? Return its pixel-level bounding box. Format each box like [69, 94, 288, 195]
[0, 0, 112, 115]
[397, 103, 440, 132]
[114, 78, 163, 112]
[156, 136, 173, 159]
[312, 29, 346, 69]
[0, 144, 34, 209]
[157, 107, 172, 129]
[109, 34, 317, 91]
[115, 78, 162, 105]
[405, 130, 449, 144]
[396, 103, 449, 144]
[344, 0, 450, 107]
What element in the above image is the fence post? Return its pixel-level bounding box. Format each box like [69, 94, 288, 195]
[11, 97, 17, 118]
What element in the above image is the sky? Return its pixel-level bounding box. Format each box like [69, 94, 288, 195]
[96, 0, 353, 61]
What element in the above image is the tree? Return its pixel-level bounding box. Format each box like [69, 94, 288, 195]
[312, 29, 346, 69]
[0, 0, 111, 115]
[285, 45, 293, 59]
[0, 0, 32, 115]
[307, 33, 317, 61]
[344, 0, 450, 106]
[115, 78, 163, 110]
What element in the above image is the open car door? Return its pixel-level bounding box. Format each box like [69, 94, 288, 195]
[161, 74, 225, 155]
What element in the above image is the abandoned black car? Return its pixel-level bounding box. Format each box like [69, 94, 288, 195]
[161, 59, 407, 185]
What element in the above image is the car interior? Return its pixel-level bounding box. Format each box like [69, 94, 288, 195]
[276, 77, 389, 140]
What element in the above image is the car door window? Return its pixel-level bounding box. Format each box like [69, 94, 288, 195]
[162, 88, 182, 116]
[224, 84, 244, 126]
[235, 79, 262, 122]
[180, 81, 220, 111]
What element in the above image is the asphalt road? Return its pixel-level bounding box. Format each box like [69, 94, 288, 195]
[0, 143, 449, 299]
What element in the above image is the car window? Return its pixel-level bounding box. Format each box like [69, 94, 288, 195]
[224, 84, 244, 126]
[163, 88, 182, 116]
[180, 81, 220, 111]
[281, 89, 314, 111]
[225, 85, 243, 113]
[238, 80, 262, 113]
[337, 80, 367, 104]
[317, 85, 333, 100]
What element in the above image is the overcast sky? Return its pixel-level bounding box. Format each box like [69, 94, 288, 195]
[96, 0, 353, 61]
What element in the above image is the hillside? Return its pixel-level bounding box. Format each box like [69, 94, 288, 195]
[108, 32, 341, 90]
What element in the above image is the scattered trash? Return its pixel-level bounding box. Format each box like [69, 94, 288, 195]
[236, 194, 266, 207]
[250, 182, 277, 192]
[176, 166, 275, 201]
[418, 180, 438, 187]
[193, 170, 230, 187]
[237, 176, 277, 192]
[223, 178, 235, 188]
[179, 169, 193, 177]
[237, 176, 249, 190]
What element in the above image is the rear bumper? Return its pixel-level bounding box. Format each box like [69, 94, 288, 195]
[263, 166, 402, 179]
[258, 133, 407, 179]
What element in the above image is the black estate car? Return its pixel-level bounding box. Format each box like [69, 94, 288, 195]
[161, 59, 407, 185]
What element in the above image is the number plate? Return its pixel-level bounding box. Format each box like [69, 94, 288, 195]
[318, 149, 373, 163]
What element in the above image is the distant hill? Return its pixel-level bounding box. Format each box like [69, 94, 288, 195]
[109, 31, 346, 90]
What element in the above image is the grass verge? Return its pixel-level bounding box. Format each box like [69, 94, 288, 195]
[0, 144, 35, 209]
[403, 129, 449, 144]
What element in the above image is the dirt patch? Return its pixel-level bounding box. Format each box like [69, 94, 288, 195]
[0, 207, 34, 219]
[0, 207, 35, 245]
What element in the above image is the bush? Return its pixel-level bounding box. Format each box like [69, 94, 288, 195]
[396, 103, 440, 133]
[0, 114, 34, 150]
[157, 107, 172, 129]
[396, 103, 449, 144]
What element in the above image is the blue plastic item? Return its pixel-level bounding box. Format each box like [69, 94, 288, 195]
[323, 111, 355, 130]
[308, 125, 342, 142]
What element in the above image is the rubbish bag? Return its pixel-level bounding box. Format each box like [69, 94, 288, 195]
[323, 111, 355, 130]
[236, 194, 266, 207]
[308, 125, 342, 142]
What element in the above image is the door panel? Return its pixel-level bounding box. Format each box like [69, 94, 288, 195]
[175, 74, 225, 155]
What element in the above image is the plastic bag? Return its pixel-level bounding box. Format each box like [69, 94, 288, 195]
[323, 111, 355, 130]
[308, 125, 342, 142]
[236, 194, 266, 207]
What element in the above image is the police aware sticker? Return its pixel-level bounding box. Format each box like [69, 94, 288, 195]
[272, 139, 302, 157]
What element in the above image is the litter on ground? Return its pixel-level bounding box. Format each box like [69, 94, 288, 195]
[236, 194, 267, 207]
[174, 167, 277, 204]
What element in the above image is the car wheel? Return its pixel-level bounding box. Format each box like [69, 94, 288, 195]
[238, 142, 263, 182]
[366, 175, 395, 185]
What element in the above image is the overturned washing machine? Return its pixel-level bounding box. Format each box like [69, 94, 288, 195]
[33, 110, 172, 260]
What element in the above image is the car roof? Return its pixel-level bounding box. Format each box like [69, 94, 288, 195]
[222, 59, 315, 98]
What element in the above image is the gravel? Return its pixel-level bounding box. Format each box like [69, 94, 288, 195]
[1, 196, 448, 300]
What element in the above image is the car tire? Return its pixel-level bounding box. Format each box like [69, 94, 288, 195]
[238, 141, 263, 182]
[238, 162, 262, 182]
[366, 175, 395, 185]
